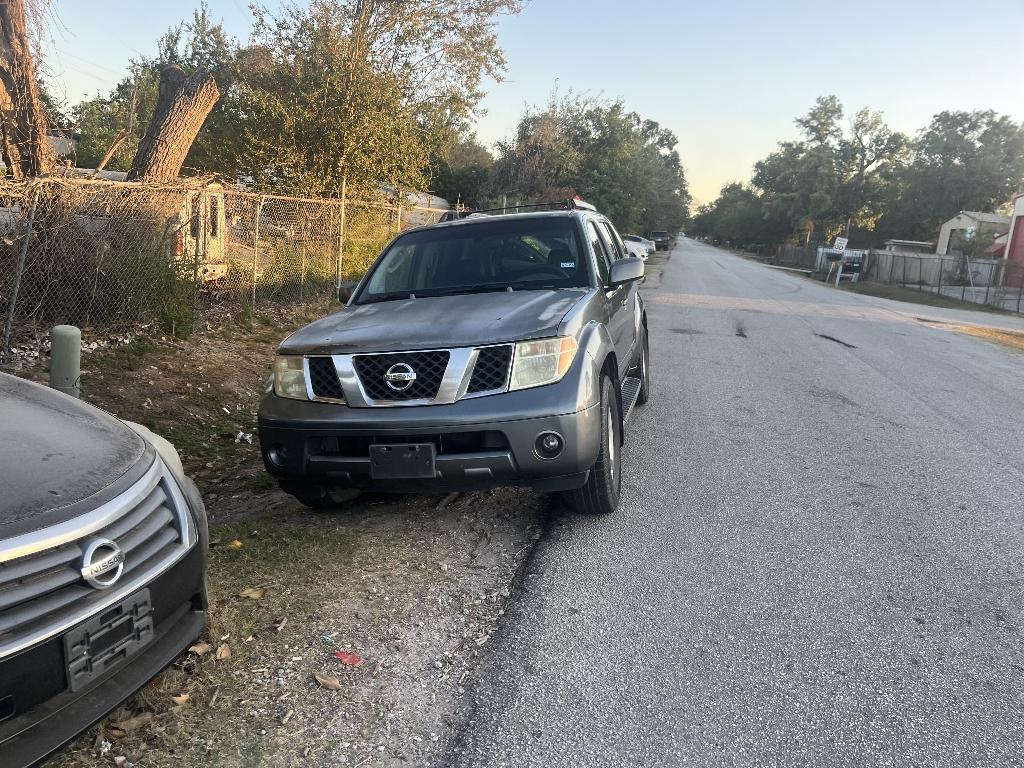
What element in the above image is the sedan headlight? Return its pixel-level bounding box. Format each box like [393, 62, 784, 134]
[273, 355, 308, 399]
[509, 337, 578, 391]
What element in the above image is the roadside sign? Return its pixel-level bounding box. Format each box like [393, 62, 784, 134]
[834, 236, 848, 251]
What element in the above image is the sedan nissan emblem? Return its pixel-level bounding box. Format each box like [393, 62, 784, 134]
[80, 538, 125, 589]
[383, 362, 417, 392]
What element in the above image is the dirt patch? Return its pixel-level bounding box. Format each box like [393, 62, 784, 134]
[917, 321, 1024, 354]
[22, 308, 548, 768]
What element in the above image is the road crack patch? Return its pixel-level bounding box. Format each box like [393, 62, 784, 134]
[816, 333, 857, 348]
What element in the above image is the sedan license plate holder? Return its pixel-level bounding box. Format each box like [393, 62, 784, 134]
[369, 443, 437, 479]
[63, 588, 154, 692]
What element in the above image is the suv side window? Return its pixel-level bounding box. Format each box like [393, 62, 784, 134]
[598, 222, 618, 262]
[603, 221, 629, 259]
[587, 221, 612, 285]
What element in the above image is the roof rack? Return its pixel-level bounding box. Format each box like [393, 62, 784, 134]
[439, 197, 597, 222]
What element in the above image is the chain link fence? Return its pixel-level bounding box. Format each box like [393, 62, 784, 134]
[861, 250, 1024, 314]
[0, 177, 449, 362]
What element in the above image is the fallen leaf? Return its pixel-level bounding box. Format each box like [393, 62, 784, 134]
[227, 539, 244, 550]
[238, 587, 265, 600]
[314, 672, 343, 690]
[189, 642, 212, 656]
[334, 650, 365, 667]
[171, 694, 190, 705]
[109, 712, 153, 734]
[281, 709, 294, 725]
[215, 643, 232, 661]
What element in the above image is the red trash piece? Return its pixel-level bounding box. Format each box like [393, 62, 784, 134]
[334, 650, 365, 667]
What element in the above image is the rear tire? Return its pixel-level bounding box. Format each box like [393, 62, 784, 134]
[568, 375, 622, 515]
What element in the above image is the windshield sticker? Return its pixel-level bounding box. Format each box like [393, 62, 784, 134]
[560, 261, 575, 269]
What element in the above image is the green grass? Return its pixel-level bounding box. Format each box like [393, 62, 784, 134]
[840, 280, 1014, 315]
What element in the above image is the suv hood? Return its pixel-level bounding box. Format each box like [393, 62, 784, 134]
[0, 373, 147, 531]
[279, 289, 588, 355]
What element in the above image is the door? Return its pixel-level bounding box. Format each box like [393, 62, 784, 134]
[600, 220, 641, 371]
[586, 220, 632, 378]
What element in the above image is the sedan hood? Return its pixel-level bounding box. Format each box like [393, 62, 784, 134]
[279, 289, 588, 355]
[0, 373, 147, 530]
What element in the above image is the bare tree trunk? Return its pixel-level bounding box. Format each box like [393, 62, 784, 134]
[128, 64, 219, 182]
[0, 0, 52, 178]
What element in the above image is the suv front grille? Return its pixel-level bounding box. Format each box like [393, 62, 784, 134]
[0, 459, 192, 659]
[308, 356, 344, 400]
[353, 351, 450, 401]
[467, 345, 513, 394]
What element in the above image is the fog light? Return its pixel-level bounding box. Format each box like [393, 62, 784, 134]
[535, 432, 564, 459]
[267, 442, 288, 467]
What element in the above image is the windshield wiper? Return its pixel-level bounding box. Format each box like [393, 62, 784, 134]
[435, 284, 519, 296]
[505, 282, 565, 291]
[358, 291, 417, 304]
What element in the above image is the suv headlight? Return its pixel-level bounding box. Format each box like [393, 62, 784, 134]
[273, 355, 308, 399]
[509, 337, 578, 391]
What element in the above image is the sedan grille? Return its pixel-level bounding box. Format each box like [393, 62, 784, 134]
[467, 345, 513, 394]
[353, 351, 450, 401]
[0, 460, 191, 659]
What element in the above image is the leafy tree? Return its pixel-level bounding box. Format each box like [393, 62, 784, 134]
[875, 110, 1024, 240]
[752, 97, 905, 245]
[232, 0, 521, 196]
[490, 93, 690, 232]
[64, 0, 522, 193]
[690, 182, 789, 248]
[430, 137, 493, 207]
[69, 3, 231, 172]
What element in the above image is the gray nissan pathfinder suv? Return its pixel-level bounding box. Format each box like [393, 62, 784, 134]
[257, 200, 651, 515]
[0, 373, 208, 767]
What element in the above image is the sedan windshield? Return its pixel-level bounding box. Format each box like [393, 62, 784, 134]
[356, 217, 589, 304]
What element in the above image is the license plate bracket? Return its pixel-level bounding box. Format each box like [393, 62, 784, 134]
[369, 443, 437, 479]
[63, 588, 154, 692]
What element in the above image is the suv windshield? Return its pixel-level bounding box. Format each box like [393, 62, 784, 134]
[356, 217, 588, 304]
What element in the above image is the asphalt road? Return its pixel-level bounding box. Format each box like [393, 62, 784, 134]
[445, 239, 1024, 767]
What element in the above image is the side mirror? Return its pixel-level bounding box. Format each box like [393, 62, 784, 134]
[337, 281, 357, 304]
[608, 256, 645, 287]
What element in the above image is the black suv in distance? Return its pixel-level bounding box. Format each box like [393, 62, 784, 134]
[258, 201, 651, 515]
[646, 230, 674, 251]
[0, 374, 208, 767]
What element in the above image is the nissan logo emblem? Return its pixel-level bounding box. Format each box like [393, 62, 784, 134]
[80, 538, 125, 589]
[383, 362, 417, 392]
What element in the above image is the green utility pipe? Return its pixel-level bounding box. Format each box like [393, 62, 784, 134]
[50, 325, 81, 398]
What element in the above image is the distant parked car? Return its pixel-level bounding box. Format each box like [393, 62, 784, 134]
[646, 230, 674, 251]
[0, 373, 209, 767]
[623, 234, 656, 255]
[623, 239, 649, 260]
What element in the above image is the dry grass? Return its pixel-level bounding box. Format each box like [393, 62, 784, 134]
[26, 308, 547, 768]
[947, 324, 1024, 352]
[840, 280, 1014, 315]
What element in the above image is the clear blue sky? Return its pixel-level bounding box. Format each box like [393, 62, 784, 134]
[44, 0, 1024, 205]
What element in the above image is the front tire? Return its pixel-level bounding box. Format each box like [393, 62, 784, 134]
[282, 481, 361, 510]
[636, 328, 651, 406]
[568, 375, 622, 515]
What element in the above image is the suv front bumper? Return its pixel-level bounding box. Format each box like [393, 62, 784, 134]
[258, 388, 602, 493]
